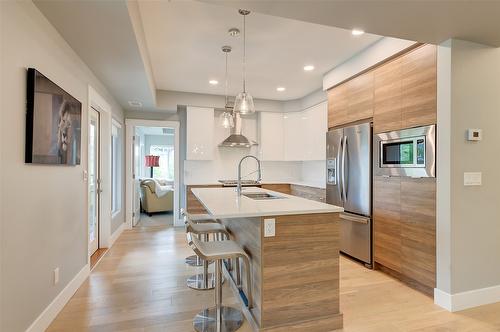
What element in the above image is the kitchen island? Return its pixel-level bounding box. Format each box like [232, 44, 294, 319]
[191, 187, 344, 332]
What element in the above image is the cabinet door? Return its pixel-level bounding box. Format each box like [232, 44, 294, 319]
[401, 44, 437, 129]
[186, 107, 214, 160]
[400, 177, 436, 292]
[373, 176, 402, 273]
[328, 84, 349, 128]
[259, 112, 284, 161]
[374, 58, 403, 133]
[304, 102, 327, 160]
[347, 71, 374, 123]
[283, 112, 304, 161]
[262, 183, 291, 195]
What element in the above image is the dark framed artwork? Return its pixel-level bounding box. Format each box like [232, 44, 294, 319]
[26, 68, 82, 165]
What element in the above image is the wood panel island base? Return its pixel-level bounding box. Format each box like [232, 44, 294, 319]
[191, 187, 344, 332]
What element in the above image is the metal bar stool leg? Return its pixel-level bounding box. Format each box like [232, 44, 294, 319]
[187, 234, 216, 290]
[193, 259, 244, 332]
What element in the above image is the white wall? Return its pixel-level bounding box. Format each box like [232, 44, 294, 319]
[436, 38, 500, 311]
[1, 2, 125, 331]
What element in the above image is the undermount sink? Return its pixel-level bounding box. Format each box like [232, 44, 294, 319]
[242, 192, 286, 200]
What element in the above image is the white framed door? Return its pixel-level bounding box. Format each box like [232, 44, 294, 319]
[132, 134, 141, 226]
[88, 107, 101, 256]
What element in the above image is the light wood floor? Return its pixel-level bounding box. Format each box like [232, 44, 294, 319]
[48, 226, 500, 332]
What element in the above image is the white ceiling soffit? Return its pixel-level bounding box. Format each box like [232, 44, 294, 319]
[34, 0, 158, 112]
[200, 0, 500, 47]
[137, 1, 381, 101]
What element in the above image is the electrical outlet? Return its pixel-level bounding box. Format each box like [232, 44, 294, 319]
[54, 268, 60, 285]
[264, 218, 275, 237]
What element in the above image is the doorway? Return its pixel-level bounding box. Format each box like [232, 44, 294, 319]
[126, 120, 181, 228]
[88, 107, 100, 256]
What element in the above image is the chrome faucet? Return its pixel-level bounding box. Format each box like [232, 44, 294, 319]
[237, 155, 262, 196]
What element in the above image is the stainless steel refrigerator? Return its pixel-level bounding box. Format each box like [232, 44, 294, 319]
[326, 122, 372, 267]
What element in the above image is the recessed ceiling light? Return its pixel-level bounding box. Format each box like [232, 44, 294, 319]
[128, 100, 142, 107]
[352, 29, 365, 36]
[209, 80, 219, 85]
[303, 65, 315, 71]
[276, 87, 286, 92]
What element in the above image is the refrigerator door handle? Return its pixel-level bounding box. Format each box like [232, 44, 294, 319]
[337, 136, 343, 201]
[341, 135, 347, 202]
[340, 212, 370, 224]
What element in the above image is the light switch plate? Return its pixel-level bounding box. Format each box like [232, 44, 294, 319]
[464, 172, 482, 186]
[264, 218, 275, 237]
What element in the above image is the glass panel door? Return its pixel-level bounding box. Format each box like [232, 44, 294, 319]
[88, 108, 100, 256]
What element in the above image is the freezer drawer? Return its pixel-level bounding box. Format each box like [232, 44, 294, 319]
[339, 212, 372, 265]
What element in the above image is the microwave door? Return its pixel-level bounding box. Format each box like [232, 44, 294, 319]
[326, 129, 343, 208]
[343, 123, 372, 217]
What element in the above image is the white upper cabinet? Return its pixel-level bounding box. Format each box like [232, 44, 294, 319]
[304, 101, 328, 161]
[259, 101, 327, 162]
[186, 106, 214, 160]
[283, 111, 305, 161]
[258, 112, 284, 161]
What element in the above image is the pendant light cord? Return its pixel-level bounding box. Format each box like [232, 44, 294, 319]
[243, 13, 246, 93]
[225, 51, 228, 107]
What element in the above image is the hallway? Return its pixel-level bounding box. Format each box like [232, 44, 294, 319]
[48, 226, 500, 332]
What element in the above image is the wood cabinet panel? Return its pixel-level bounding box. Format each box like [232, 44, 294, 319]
[347, 71, 374, 123]
[328, 84, 349, 128]
[373, 176, 402, 272]
[400, 177, 436, 292]
[374, 58, 403, 133]
[402, 44, 437, 129]
[186, 185, 221, 214]
[290, 184, 326, 203]
[262, 184, 291, 195]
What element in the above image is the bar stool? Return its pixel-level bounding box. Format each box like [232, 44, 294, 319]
[187, 232, 252, 332]
[186, 217, 230, 290]
[181, 209, 220, 267]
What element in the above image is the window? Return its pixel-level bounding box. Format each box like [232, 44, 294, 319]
[111, 120, 122, 214]
[149, 144, 174, 180]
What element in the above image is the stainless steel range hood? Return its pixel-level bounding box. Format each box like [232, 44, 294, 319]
[218, 111, 257, 148]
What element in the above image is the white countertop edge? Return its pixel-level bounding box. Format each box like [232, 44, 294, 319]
[191, 187, 343, 219]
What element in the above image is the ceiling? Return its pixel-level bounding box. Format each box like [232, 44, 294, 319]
[34, 0, 157, 111]
[201, 0, 500, 47]
[137, 1, 381, 101]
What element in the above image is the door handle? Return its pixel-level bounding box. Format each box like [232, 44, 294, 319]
[341, 136, 347, 202]
[340, 213, 369, 224]
[337, 136, 343, 201]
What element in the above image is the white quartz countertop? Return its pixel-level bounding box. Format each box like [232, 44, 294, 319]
[191, 187, 343, 219]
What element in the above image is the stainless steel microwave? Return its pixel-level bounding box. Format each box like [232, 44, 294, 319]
[374, 124, 436, 178]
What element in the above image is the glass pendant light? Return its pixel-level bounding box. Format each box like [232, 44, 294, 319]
[233, 9, 255, 115]
[219, 45, 234, 128]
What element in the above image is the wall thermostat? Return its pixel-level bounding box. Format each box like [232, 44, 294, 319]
[467, 129, 482, 141]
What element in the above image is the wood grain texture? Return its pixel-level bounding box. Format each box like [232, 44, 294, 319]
[402, 44, 437, 129]
[327, 83, 349, 128]
[373, 176, 402, 272]
[346, 70, 374, 123]
[186, 185, 221, 214]
[373, 57, 403, 133]
[290, 184, 326, 203]
[261, 213, 342, 329]
[401, 177, 436, 293]
[261, 183, 291, 195]
[220, 217, 263, 326]
[47, 226, 500, 332]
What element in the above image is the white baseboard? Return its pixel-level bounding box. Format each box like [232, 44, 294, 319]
[109, 222, 126, 247]
[26, 264, 90, 332]
[435, 284, 500, 312]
